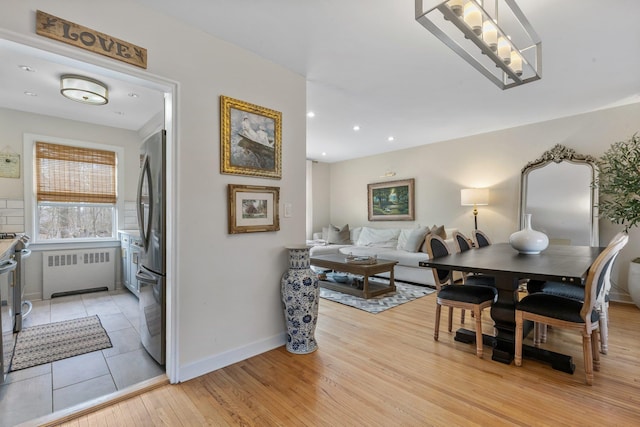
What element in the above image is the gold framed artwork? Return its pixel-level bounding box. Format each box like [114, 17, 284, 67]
[367, 178, 415, 221]
[220, 95, 282, 179]
[228, 184, 280, 234]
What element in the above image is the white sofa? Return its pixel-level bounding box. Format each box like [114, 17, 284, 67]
[308, 225, 459, 287]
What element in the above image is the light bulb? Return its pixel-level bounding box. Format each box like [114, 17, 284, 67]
[510, 51, 523, 76]
[464, 3, 482, 36]
[498, 37, 511, 64]
[482, 21, 497, 51]
[448, 0, 465, 17]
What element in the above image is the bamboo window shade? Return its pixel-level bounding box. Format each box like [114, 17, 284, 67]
[35, 141, 117, 204]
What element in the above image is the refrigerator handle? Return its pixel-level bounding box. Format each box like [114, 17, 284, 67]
[137, 154, 153, 251]
[136, 269, 157, 287]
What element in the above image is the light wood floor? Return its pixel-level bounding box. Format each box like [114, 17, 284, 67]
[54, 292, 640, 426]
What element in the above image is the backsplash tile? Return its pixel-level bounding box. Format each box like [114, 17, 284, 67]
[0, 199, 25, 232]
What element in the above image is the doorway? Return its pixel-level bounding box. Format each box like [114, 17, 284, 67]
[0, 30, 176, 425]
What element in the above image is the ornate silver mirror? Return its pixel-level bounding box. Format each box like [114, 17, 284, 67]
[519, 144, 599, 246]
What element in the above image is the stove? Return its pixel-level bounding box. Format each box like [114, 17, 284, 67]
[1, 234, 32, 332]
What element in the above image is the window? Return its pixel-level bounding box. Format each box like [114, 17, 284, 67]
[24, 136, 123, 242]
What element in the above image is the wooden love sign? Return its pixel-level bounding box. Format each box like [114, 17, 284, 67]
[36, 10, 147, 69]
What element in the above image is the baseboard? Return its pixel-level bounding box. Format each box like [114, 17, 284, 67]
[178, 332, 287, 382]
[609, 290, 633, 303]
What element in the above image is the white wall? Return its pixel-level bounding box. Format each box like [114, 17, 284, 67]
[1, 1, 307, 382]
[311, 161, 330, 237]
[319, 103, 640, 302]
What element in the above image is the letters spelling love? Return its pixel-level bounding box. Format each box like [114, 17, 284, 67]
[36, 10, 147, 69]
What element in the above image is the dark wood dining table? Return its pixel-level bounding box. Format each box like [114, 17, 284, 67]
[419, 243, 605, 373]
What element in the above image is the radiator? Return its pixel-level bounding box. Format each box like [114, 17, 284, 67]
[42, 249, 116, 299]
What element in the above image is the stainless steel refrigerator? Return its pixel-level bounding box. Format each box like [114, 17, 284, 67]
[136, 130, 166, 365]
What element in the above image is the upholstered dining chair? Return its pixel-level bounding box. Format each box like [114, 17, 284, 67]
[425, 234, 498, 358]
[452, 231, 496, 325]
[514, 233, 628, 385]
[526, 232, 628, 354]
[472, 229, 492, 248]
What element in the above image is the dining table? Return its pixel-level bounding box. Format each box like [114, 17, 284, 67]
[419, 243, 605, 373]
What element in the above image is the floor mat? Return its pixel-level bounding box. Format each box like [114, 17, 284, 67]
[10, 315, 112, 372]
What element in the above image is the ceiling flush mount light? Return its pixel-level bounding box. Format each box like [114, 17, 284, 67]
[307, 111, 315, 118]
[353, 125, 360, 131]
[60, 74, 109, 105]
[415, 0, 541, 89]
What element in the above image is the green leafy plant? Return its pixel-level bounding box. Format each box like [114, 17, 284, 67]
[597, 132, 640, 232]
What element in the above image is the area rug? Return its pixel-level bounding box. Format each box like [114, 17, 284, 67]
[10, 315, 112, 372]
[319, 281, 435, 314]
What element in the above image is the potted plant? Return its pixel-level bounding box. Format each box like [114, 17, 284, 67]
[597, 132, 640, 307]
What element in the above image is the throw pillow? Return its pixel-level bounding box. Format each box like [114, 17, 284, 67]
[431, 224, 447, 239]
[403, 226, 430, 252]
[397, 225, 430, 250]
[327, 224, 350, 244]
[322, 226, 329, 241]
[356, 227, 400, 248]
[420, 225, 445, 253]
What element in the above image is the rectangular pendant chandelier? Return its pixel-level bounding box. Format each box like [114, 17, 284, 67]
[415, 0, 541, 89]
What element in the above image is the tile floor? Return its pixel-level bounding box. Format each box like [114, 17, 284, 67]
[0, 289, 164, 427]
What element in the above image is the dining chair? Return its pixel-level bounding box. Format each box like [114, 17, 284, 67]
[452, 231, 496, 286]
[514, 233, 628, 385]
[526, 232, 628, 354]
[472, 229, 492, 248]
[452, 231, 496, 325]
[425, 234, 498, 358]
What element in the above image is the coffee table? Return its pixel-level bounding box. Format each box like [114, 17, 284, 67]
[309, 254, 398, 299]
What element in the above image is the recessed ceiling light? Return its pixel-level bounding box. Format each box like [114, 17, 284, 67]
[388, 136, 395, 142]
[307, 111, 315, 118]
[18, 65, 36, 72]
[23, 91, 37, 97]
[321, 152, 327, 156]
[353, 125, 360, 131]
[128, 92, 139, 98]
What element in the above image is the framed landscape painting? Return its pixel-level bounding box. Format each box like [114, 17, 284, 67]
[220, 95, 282, 179]
[228, 184, 280, 234]
[367, 178, 415, 221]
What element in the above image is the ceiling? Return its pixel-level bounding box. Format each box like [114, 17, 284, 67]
[3, 1, 639, 162]
[0, 39, 164, 132]
[132, 0, 639, 163]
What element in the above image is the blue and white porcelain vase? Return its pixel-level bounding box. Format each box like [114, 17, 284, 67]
[281, 245, 319, 354]
[509, 213, 549, 255]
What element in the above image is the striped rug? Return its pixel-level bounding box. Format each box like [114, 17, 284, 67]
[10, 315, 112, 372]
[319, 281, 435, 314]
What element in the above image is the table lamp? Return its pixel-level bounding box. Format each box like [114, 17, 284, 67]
[461, 188, 489, 230]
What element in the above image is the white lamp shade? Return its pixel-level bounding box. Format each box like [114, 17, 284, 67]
[461, 188, 489, 206]
[60, 75, 109, 105]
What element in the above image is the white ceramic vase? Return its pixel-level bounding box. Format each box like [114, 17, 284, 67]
[509, 214, 549, 254]
[281, 245, 319, 354]
[628, 259, 640, 309]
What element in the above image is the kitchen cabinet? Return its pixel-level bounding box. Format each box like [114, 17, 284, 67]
[119, 230, 142, 298]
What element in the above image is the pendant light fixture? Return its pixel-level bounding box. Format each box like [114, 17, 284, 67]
[60, 74, 109, 105]
[415, 0, 541, 89]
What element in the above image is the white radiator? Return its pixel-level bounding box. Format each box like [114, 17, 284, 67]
[42, 249, 116, 299]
